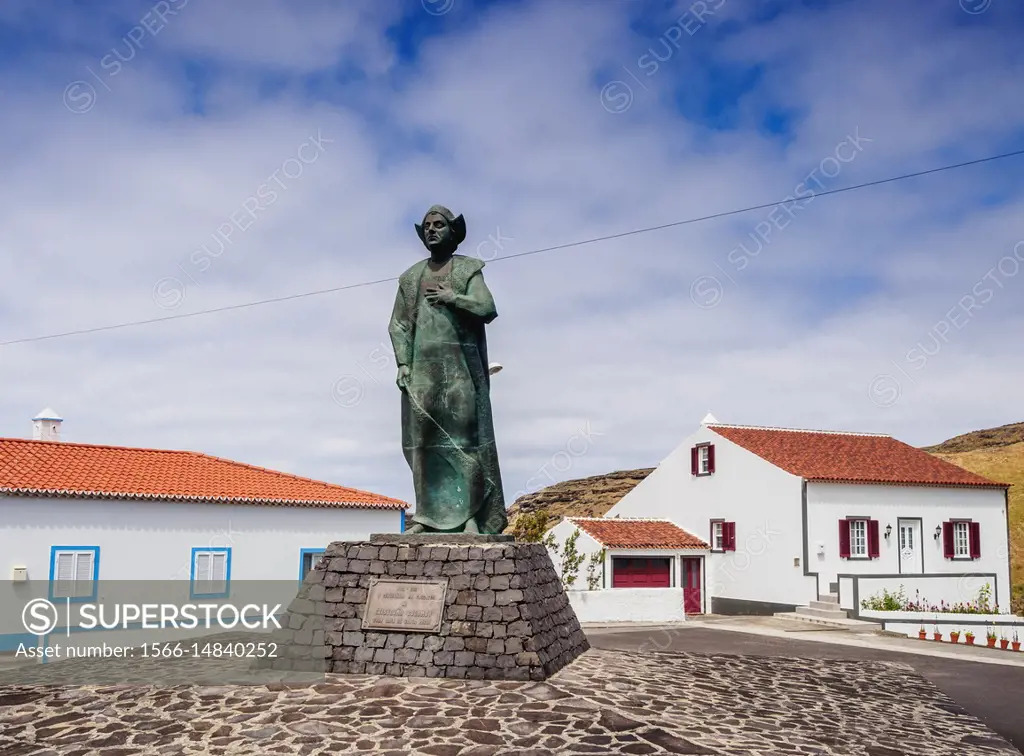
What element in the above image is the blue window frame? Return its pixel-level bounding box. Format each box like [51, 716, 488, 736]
[48, 546, 100, 602]
[189, 547, 231, 599]
[298, 548, 327, 583]
[400, 508, 406, 533]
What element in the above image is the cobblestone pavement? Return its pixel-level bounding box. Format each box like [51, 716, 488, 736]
[0, 647, 1018, 756]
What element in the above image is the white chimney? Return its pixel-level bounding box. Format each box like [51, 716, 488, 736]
[32, 407, 63, 441]
[701, 411, 718, 426]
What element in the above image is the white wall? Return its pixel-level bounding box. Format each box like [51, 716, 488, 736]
[567, 588, 686, 624]
[605, 427, 813, 608]
[808, 483, 1012, 607]
[860, 610, 1024, 643]
[544, 519, 604, 588]
[0, 494, 401, 643]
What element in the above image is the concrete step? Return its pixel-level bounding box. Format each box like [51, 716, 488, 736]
[773, 612, 881, 632]
[809, 600, 846, 612]
[795, 606, 851, 620]
[817, 593, 840, 605]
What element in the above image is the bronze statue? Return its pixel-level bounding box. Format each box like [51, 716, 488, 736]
[388, 205, 507, 534]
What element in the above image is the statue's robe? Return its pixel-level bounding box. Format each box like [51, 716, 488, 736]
[388, 254, 507, 533]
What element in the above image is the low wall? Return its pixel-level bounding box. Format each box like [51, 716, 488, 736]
[568, 588, 686, 624]
[861, 609, 1024, 641]
[852, 573, 999, 611]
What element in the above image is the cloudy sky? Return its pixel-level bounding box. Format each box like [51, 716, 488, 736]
[1, 0, 1022, 508]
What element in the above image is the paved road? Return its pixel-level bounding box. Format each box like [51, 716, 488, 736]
[588, 625, 1024, 754]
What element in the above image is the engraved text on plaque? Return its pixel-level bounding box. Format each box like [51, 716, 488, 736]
[362, 578, 448, 633]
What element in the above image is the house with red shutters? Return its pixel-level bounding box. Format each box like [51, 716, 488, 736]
[598, 414, 1012, 618]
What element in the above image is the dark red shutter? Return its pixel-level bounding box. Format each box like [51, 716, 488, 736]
[690, 446, 698, 475]
[867, 520, 880, 559]
[942, 522, 954, 558]
[838, 520, 850, 559]
[725, 522, 736, 551]
[707, 445, 716, 474]
[969, 522, 981, 559]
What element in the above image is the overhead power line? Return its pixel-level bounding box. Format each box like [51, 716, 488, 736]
[3, 147, 1023, 348]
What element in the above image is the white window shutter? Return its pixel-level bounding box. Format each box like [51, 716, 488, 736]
[75, 552, 94, 581]
[211, 552, 227, 582]
[56, 553, 75, 581]
[195, 552, 211, 582]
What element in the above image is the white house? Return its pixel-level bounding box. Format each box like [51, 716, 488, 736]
[545, 517, 709, 618]
[603, 416, 1013, 617]
[0, 410, 406, 650]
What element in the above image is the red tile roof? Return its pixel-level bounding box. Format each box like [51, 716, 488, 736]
[0, 438, 406, 509]
[708, 425, 1008, 488]
[569, 518, 709, 549]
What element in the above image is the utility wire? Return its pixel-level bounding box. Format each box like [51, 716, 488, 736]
[3, 147, 1023, 348]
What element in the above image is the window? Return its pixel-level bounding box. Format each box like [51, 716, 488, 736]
[191, 548, 231, 598]
[838, 518, 879, 559]
[690, 443, 715, 476]
[50, 546, 99, 601]
[953, 522, 970, 557]
[299, 549, 326, 581]
[942, 520, 980, 560]
[849, 520, 867, 557]
[709, 520, 736, 552]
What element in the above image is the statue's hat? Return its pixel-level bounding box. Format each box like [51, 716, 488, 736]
[415, 205, 467, 248]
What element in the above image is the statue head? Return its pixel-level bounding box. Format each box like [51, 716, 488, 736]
[415, 205, 466, 257]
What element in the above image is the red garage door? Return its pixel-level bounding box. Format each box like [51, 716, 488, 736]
[612, 557, 671, 588]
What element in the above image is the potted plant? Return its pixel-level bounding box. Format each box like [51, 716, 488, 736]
[965, 629, 975, 645]
[1012, 628, 1020, 652]
[918, 622, 927, 640]
[986, 626, 998, 648]
[949, 628, 960, 644]
[932, 618, 942, 642]
[1000, 633, 1010, 650]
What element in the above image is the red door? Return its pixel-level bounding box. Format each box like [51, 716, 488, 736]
[612, 557, 671, 588]
[682, 557, 702, 614]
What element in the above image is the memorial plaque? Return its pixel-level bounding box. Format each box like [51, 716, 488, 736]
[362, 578, 448, 633]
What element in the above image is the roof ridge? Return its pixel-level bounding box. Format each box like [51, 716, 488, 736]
[707, 424, 890, 437]
[569, 516, 672, 522]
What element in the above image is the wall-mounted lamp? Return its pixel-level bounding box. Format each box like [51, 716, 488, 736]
[934, 525, 942, 540]
[884, 524, 892, 540]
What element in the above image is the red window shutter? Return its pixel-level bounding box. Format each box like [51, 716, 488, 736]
[942, 522, 954, 559]
[867, 520, 880, 559]
[838, 520, 850, 559]
[969, 522, 981, 559]
[690, 446, 698, 475]
[725, 522, 736, 551]
[707, 444, 716, 474]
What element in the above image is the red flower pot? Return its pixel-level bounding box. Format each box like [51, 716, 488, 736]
[1000, 639, 1010, 650]
[987, 638, 997, 648]
[1013, 641, 1021, 651]
[950, 633, 960, 644]
[965, 636, 975, 645]
[933, 633, 942, 642]
[918, 631, 927, 639]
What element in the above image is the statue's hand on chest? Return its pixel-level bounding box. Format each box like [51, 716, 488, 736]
[424, 280, 456, 306]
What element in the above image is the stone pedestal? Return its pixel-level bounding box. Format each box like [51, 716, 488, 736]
[265, 535, 589, 680]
